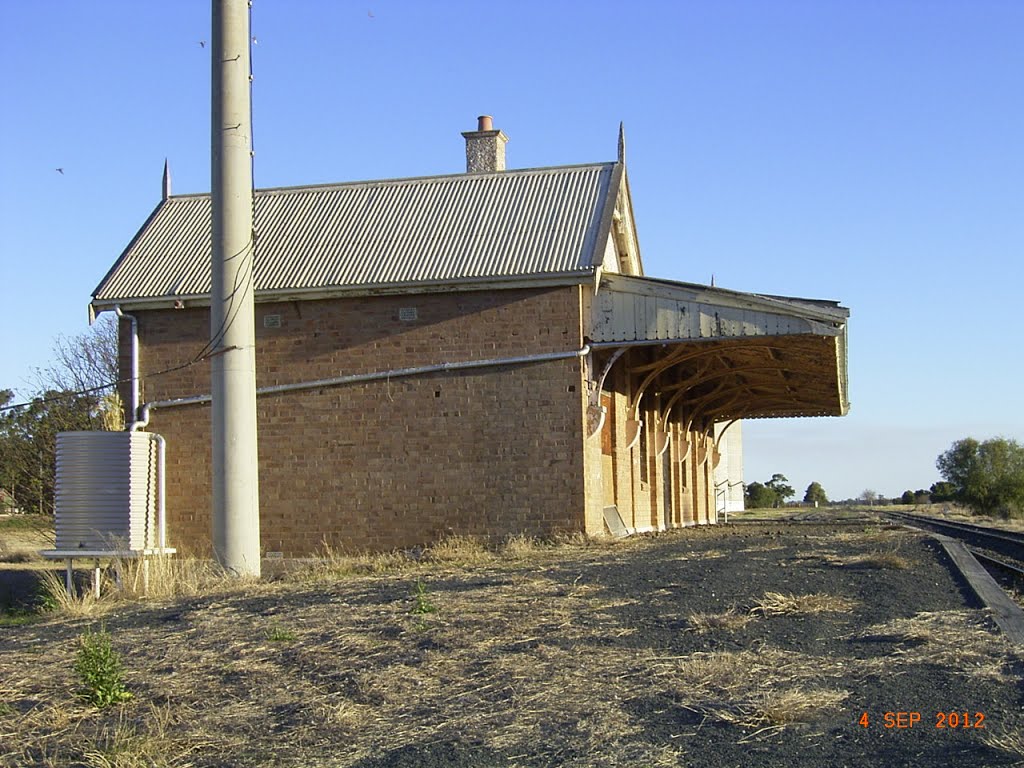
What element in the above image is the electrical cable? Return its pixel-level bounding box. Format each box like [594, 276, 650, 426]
[5, 11, 262, 417]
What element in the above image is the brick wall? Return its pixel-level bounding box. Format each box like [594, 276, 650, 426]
[125, 286, 588, 555]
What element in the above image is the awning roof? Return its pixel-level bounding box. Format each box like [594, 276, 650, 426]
[586, 274, 850, 422]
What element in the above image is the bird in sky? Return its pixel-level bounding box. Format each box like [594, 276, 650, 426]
[199, 40, 206, 48]
[55, 168, 64, 175]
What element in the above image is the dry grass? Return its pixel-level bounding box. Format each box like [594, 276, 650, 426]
[36, 568, 108, 617]
[793, 549, 913, 570]
[0, 548, 40, 565]
[14, 533, 619, 621]
[836, 551, 911, 569]
[500, 533, 550, 560]
[750, 591, 857, 616]
[667, 647, 850, 733]
[3, 526, 1020, 765]
[0, 515, 53, 566]
[854, 610, 1017, 681]
[34, 555, 262, 616]
[4, 547, 866, 765]
[293, 542, 415, 580]
[422, 534, 495, 565]
[676, 548, 727, 561]
[113, 554, 242, 600]
[78, 704, 198, 768]
[688, 607, 755, 634]
[983, 727, 1024, 765]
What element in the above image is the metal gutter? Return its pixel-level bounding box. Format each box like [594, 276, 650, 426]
[130, 345, 592, 427]
[91, 270, 597, 314]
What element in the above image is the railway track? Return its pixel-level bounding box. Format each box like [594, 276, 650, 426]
[884, 510, 1024, 644]
[968, 548, 1024, 584]
[884, 509, 1024, 562]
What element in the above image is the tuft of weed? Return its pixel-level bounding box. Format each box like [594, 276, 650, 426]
[501, 533, 548, 560]
[854, 610, 1014, 680]
[423, 535, 493, 566]
[750, 592, 857, 616]
[669, 647, 850, 732]
[75, 626, 131, 708]
[38, 568, 107, 617]
[410, 579, 437, 615]
[264, 622, 297, 643]
[688, 607, 755, 634]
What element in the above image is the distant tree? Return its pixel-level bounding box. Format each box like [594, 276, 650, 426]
[859, 489, 880, 505]
[30, 314, 118, 396]
[913, 489, 931, 504]
[803, 482, 828, 506]
[900, 490, 915, 505]
[936, 437, 1024, 519]
[744, 481, 778, 509]
[0, 389, 102, 515]
[929, 481, 956, 502]
[0, 318, 121, 516]
[765, 474, 795, 507]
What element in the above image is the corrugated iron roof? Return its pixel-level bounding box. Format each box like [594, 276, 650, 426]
[93, 163, 617, 307]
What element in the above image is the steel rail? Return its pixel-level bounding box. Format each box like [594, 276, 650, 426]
[968, 547, 1024, 581]
[884, 510, 1024, 551]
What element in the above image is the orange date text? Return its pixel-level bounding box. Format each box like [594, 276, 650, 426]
[858, 712, 985, 729]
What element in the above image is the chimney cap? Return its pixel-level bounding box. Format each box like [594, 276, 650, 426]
[477, 115, 493, 131]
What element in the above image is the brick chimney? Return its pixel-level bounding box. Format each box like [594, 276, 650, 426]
[461, 115, 508, 173]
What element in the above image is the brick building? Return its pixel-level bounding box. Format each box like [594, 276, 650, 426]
[90, 117, 849, 556]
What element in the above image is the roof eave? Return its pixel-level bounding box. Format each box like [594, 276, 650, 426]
[90, 269, 598, 314]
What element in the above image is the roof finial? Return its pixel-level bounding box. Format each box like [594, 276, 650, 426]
[162, 158, 172, 200]
[617, 122, 626, 164]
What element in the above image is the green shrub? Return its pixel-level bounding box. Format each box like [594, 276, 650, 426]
[75, 627, 131, 707]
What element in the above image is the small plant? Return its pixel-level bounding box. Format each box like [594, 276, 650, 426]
[410, 579, 436, 615]
[265, 622, 297, 643]
[75, 626, 131, 708]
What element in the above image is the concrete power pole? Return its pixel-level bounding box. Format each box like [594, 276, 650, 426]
[211, 0, 261, 576]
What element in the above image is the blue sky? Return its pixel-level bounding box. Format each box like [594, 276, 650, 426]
[1, 1, 1021, 501]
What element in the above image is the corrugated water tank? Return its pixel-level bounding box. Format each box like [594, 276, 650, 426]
[54, 431, 161, 552]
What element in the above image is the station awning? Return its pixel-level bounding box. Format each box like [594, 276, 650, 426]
[585, 274, 850, 424]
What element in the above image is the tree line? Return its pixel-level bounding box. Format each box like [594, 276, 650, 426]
[743, 436, 1024, 520]
[744, 474, 829, 508]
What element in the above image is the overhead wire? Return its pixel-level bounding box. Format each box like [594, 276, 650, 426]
[4, 8, 262, 418]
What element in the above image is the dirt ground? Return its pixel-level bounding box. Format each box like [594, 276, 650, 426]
[2, 517, 1023, 767]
